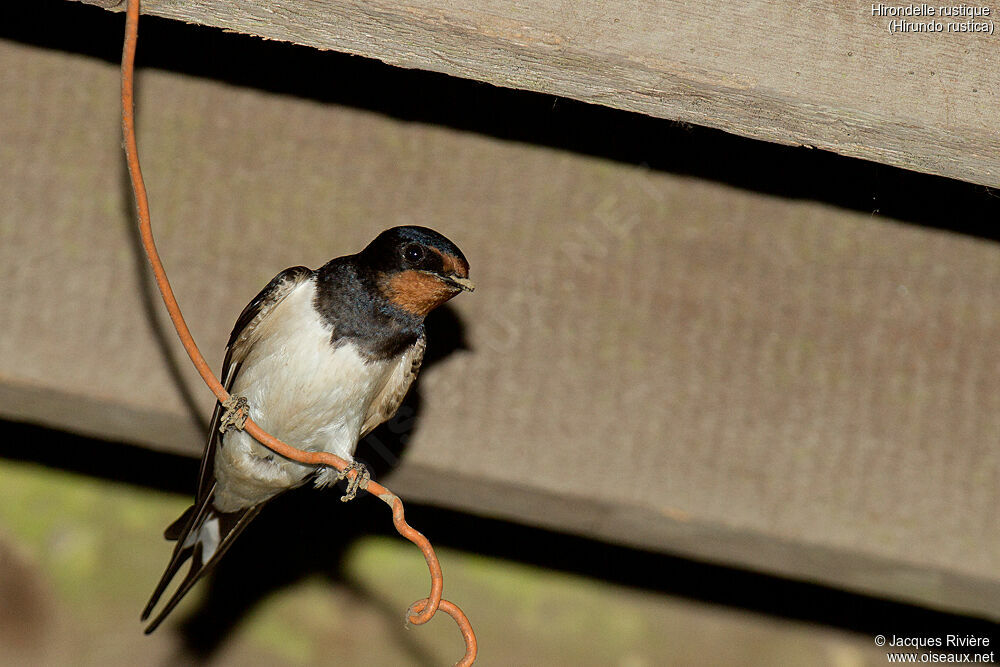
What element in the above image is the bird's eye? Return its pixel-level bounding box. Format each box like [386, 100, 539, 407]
[403, 244, 424, 263]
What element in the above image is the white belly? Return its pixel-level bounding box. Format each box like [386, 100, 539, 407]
[213, 281, 394, 512]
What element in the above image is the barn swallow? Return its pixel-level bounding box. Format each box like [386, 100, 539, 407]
[141, 226, 473, 633]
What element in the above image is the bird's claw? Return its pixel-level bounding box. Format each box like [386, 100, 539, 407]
[334, 461, 370, 502]
[218, 395, 249, 434]
[313, 461, 371, 501]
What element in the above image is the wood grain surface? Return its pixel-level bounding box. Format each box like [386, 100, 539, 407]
[71, 0, 1000, 187]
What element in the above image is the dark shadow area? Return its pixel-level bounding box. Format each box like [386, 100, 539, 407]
[0, 420, 199, 495]
[413, 507, 1000, 650]
[5, 1, 999, 244]
[1, 419, 997, 661]
[355, 305, 470, 482]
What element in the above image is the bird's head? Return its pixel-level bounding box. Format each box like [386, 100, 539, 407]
[360, 226, 474, 317]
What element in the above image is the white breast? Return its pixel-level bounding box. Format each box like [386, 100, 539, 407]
[213, 280, 395, 512]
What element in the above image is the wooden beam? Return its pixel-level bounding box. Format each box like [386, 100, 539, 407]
[73, 0, 1000, 187]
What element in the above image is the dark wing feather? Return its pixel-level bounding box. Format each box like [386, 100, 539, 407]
[142, 266, 314, 631]
[359, 333, 426, 439]
[141, 499, 264, 633]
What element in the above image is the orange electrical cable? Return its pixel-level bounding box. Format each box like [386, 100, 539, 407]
[120, 1, 476, 663]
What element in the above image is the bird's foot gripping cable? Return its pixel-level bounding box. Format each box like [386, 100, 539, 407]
[314, 460, 371, 501]
[218, 395, 250, 433]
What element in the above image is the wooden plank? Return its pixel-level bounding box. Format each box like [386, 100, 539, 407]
[72, 0, 1000, 187]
